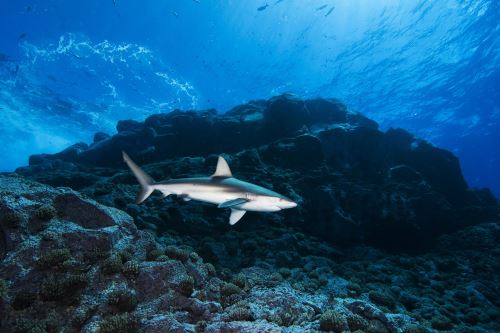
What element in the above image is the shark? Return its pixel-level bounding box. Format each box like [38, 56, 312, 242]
[123, 152, 297, 225]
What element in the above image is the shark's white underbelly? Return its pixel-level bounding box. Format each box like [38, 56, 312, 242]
[187, 191, 236, 205]
[238, 201, 281, 212]
[189, 192, 281, 212]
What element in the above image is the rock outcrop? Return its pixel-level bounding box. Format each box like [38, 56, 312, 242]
[19, 94, 499, 252]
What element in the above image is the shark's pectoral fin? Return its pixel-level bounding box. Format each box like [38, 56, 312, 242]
[218, 198, 248, 208]
[229, 209, 246, 225]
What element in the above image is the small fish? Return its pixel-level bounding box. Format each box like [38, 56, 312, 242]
[257, 4, 269, 11]
[170, 10, 179, 18]
[316, 4, 328, 11]
[112, 0, 116, 6]
[275, 0, 284, 4]
[26, 6, 32, 12]
[192, 0, 200, 3]
[325, 6, 335, 17]
[18, 33, 27, 40]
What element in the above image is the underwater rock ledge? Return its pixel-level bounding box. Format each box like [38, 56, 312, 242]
[18, 94, 499, 252]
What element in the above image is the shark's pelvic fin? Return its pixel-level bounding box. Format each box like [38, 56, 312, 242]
[212, 156, 232, 178]
[218, 198, 248, 208]
[180, 194, 191, 201]
[229, 209, 246, 225]
[122, 151, 155, 204]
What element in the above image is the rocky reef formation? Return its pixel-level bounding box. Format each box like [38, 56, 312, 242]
[1, 95, 499, 332]
[0, 175, 498, 332]
[20, 94, 498, 252]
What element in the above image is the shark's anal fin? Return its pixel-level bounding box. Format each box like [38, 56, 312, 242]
[218, 198, 247, 208]
[229, 209, 246, 225]
[212, 156, 232, 178]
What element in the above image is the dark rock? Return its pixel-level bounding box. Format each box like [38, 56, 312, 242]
[52, 142, 89, 163]
[259, 134, 324, 170]
[319, 126, 385, 180]
[28, 153, 49, 165]
[53, 193, 117, 229]
[78, 131, 152, 167]
[116, 119, 144, 133]
[305, 98, 348, 125]
[93, 132, 110, 143]
[29, 142, 88, 165]
[388, 165, 422, 183]
[262, 94, 309, 138]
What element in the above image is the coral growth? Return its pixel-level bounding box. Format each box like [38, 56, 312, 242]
[319, 310, 348, 332]
[107, 289, 138, 312]
[98, 313, 140, 333]
[122, 260, 140, 278]
[34, 204, 57, 221]
[102, 252, 123, 275]
[178, 275, 194, 297]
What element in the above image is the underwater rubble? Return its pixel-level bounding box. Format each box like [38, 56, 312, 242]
[1, 94, 499, 332]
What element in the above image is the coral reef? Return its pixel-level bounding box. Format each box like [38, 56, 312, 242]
[1, 175, 496, 332]
[1, 95, 499, 332]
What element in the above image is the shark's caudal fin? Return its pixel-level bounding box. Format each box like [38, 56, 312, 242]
[122, 151, 155, 204]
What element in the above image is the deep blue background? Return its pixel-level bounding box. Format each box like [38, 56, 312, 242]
[0, 0, 499, 197]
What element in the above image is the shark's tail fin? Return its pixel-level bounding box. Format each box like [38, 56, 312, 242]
[122, 151, 155, 204]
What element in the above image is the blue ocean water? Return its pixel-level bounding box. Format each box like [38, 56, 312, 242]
[0, 0, 499, 196]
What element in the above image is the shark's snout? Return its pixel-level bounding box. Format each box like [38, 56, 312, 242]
[279, 198, 298, 209]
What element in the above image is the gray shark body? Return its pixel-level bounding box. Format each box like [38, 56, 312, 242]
[123, 152, 297, 225]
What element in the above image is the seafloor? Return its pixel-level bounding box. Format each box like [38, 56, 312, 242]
[0, 95, 499, 332]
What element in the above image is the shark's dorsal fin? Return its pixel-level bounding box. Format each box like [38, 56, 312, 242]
[212, 156, 232, 178]
[229, 209, 246, 225]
